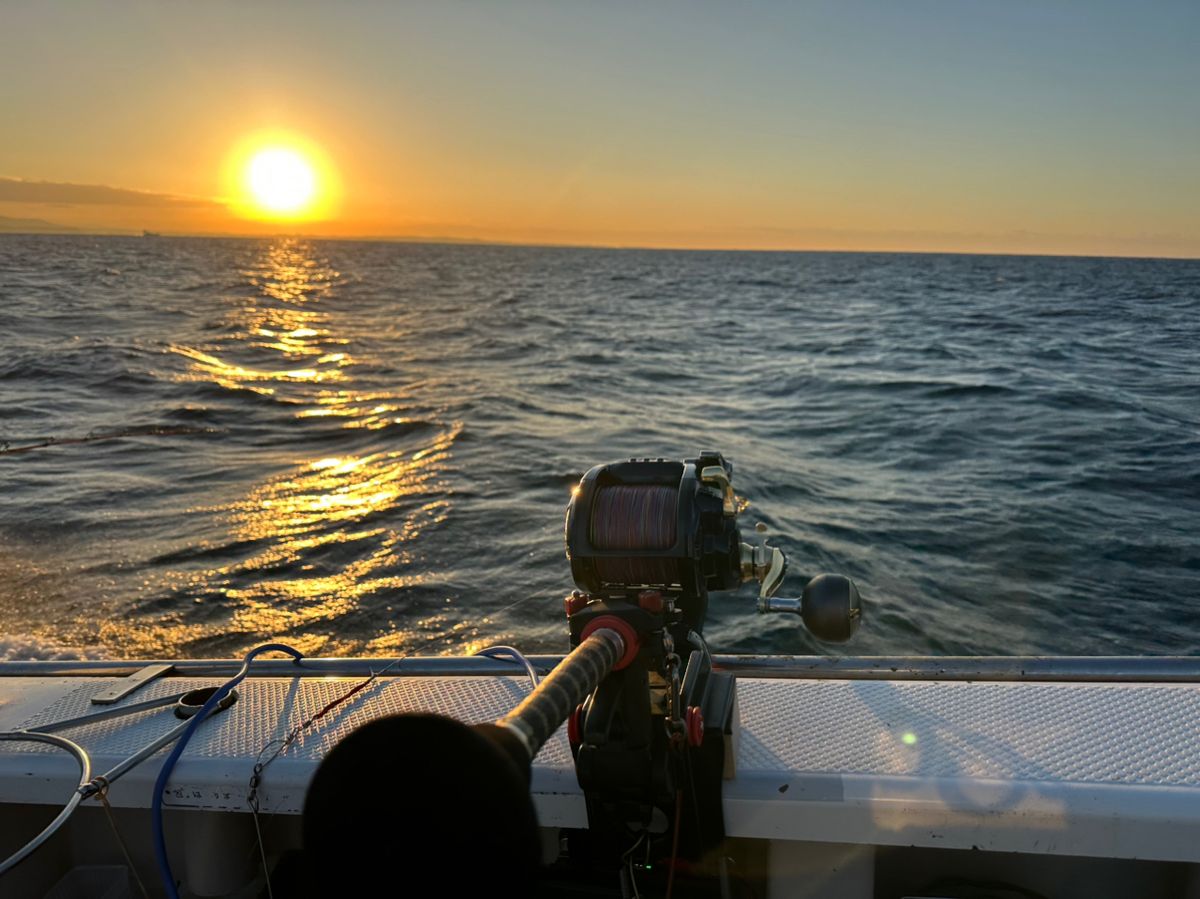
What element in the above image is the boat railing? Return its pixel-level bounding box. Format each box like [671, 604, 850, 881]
[2, 654, 1199, 681]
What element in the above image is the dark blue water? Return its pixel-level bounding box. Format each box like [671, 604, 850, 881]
[0, 235, 1197, 660]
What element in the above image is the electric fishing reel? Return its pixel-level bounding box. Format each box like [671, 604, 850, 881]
[564, 450, 861, 642]
[301, 451, 863, 898]
[558, 452, 863, 886]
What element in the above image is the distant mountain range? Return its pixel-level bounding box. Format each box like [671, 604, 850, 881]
[0, 214, 77, 233]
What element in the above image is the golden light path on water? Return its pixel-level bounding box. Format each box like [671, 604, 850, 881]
[133, 240, 467, 657]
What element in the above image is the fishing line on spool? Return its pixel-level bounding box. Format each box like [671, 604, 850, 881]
[590, 485, 680, 586]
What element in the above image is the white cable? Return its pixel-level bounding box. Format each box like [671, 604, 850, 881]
[475, 645, 540, 688]
[0, 732, 91, 875]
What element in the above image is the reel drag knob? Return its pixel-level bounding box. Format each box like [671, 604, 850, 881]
[758, 573, 862, 643]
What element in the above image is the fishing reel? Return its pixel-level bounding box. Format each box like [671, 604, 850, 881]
[301, 451, 862, 898]
[559, 451, 862, 882]
[565, 450, 861, 641]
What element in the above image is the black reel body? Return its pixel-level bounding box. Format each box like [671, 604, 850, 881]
[565, 451, 743, 634]
[561, 452, 751, 874]
[559, 450, 860, 887]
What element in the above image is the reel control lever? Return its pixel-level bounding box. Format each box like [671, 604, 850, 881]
[741, 541, 787, 598]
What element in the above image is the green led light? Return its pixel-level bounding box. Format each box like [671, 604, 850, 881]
[901, 732, 917, 745]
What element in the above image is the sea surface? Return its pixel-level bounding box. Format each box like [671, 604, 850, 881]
[0, 235, 1197, 661]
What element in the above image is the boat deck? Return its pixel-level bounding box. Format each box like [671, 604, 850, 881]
[3, 668, 1200, 862]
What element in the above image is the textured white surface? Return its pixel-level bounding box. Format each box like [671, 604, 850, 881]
[724, 678, 1200, 860]
[0, 674, 581, 819]
[4, 673, 1200, 859]
[12, 676, 566, 765]
[735, 678, 1200, 785]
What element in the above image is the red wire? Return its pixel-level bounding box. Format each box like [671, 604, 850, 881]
[665, 788, 683, 899]
[256, 660, 400, 776]
[309, 675, 375, 723]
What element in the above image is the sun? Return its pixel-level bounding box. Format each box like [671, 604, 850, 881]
[225, 133, 338, 223]
[247, 148, 316, 215]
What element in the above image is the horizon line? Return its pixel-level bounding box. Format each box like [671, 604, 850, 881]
[0, 227, 1197, 263]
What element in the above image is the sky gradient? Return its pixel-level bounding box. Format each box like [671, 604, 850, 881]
[2, 1, 1197, 257]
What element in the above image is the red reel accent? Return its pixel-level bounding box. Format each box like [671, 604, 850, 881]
[637, 590, 664, 613]
[686, 706, 704, 747]
[564, 591, 589, 618]
[580, 615, 641, 670]
[567, 705, 584, 747]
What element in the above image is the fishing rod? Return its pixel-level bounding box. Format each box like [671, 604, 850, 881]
[0, 425, 218, 456]
[303, 451, 862, 897]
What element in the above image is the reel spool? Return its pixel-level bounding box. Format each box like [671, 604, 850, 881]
[565, 451, 785, 633]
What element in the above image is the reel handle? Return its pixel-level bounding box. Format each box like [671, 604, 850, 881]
[758, 573, 863, 642]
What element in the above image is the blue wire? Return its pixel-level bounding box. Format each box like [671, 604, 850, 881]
[151, 642, 304, 899]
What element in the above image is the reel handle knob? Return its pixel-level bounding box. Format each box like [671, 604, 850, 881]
[758, 573, 862, 643]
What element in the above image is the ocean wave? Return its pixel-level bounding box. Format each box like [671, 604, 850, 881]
[0, 236, 1197, 659]
[0, 635, 105, 661]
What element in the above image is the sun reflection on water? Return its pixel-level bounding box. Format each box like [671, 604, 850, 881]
[169, 247, 357, 394]
[140, 239, 461, 656]
[210, 429, 458, 653]
[296, 390, 417, 430]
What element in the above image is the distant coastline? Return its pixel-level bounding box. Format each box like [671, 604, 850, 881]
[0, 229, 1197, 263]
[0, 214, 77, 234]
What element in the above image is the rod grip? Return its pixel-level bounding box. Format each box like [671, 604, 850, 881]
[497, 628, 624, 759]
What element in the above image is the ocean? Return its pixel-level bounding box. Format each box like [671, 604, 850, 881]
[0, 235, 1197, 661]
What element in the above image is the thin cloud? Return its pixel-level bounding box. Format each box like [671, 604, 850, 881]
[0, 177, 219, 208]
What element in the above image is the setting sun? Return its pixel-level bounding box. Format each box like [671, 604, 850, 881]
[247, 148, 316, 215]
[223, 132, 338, 224]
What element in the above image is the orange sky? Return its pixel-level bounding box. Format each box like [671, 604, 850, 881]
[1, 3, 1197, 257]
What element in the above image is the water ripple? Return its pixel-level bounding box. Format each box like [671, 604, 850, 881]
[0, 236, 1197, 660]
